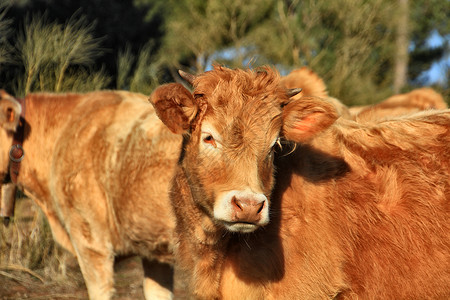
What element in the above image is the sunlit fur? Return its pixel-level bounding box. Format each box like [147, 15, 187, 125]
[151, 66, 450, 299]
[352, 87, 448, 121]
[0, 90, 181, 300]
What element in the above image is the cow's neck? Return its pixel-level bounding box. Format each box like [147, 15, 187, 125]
[172, 167, 228, 299]
[17, 93, 82, 201]
[173, 163, 288, 298]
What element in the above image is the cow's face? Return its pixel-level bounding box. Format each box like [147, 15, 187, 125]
[151, 66, 338, 233]
[185, 75, 284, 233]
[0, 90, 22, 178]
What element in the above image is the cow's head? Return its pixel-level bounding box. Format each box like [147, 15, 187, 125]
[0, 90, 22, 177]
[150, 66, 338, 233]
[0, 90, 21, 132]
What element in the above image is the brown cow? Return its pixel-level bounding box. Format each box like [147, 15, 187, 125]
[0, 90, 181, 299]
[279, 67, 448, 122]
[351, 87, 448, 122]
[150, 66, 450, 299]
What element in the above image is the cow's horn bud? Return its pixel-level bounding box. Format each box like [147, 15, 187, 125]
[286, 88, 302, 98]
[178, 70, 196, 85]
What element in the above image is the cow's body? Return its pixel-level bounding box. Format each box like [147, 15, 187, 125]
[151, 66, 450, 299]
[0, 90, 182, 299]
[280, 68, 448, 122]
[351, 87, 448, 121]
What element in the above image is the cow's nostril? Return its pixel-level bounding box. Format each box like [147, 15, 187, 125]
[256, 201, 264, 214]
[232, 197, 243, 211]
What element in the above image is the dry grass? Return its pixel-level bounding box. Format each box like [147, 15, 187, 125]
[0, 198, 79, 283]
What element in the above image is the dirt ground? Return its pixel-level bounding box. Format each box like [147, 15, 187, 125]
[0, 255, 146, 299]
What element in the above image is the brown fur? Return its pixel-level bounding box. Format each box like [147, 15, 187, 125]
[150, 66, 450, 299]
[352, 87, 448, 122]
[0, 90, 182, 299]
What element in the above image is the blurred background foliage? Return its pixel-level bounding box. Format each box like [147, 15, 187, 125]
[0, 0, 448, 103]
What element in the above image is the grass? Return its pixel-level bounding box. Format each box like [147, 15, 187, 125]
[0, 195, 100, 297]
[14, 12, 110, 97]
[0, 2, 13, 66]
[117, 41, 161, 95]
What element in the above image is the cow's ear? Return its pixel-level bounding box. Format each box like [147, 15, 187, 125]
[0, 90, 22, 132]
[149, 83, 198, 134]
[281, 96, 338, 143]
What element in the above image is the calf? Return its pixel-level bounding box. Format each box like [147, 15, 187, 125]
[150, 66, 450, 299]
[0, 90, 182, 299]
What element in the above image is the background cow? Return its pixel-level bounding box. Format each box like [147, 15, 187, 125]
[280, 67, 448, 122]
[150, 66, 450, 299]
[0, 90, 181, 299]
[351, 87, 448, 122]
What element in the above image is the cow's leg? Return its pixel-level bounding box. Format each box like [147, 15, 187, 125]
[68, 215, 115, 300]
[73, 242, 115, 300]
[45, 211, 76, 255]
[142, 258, 174, 300]
[26, 194, 76, 256]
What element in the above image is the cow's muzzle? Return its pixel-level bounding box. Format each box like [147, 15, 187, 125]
[231, 196, 265, 224]
[214, 190, 269, 233]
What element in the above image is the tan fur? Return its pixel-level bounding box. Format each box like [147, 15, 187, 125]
[151, 66, 450, 299]
[0, 90, 182, 299]
[353, 87, 448, 122]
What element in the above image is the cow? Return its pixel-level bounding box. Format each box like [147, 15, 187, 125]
[280, 68, 448, 122]
[150, 66, 450, 299]
[351, 87, 448, 122]
[0, 90, 182, 299]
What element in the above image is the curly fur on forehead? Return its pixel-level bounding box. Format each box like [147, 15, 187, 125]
[193, 65, 288, 107]
[191, 66, 286, 150]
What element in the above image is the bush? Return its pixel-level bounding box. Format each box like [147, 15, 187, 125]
[14, 13, 110, 96]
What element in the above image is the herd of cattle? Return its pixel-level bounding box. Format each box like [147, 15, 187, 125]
[0, 66, 448, 299]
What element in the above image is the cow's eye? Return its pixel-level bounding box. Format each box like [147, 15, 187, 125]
[267, 137, 280, 157]
[203, 134, 217, 148]
[270, 138, 281, 151]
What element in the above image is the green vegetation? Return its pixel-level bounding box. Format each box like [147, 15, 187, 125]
[15, 13, 110, 96]
[1, 0, 448, 101]
[0, 2, 13, 67]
